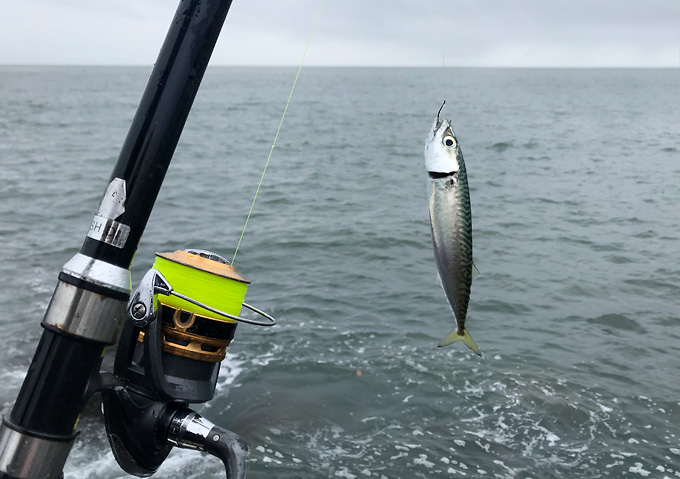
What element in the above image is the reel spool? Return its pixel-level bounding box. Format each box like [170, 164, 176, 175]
[154, 249, 249, 322]
[139, 249, 250, 365]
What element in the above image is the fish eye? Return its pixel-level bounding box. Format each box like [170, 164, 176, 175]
[443, 135, 457, 148]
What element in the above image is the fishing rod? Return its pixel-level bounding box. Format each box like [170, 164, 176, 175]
[0, 1, 276, 478]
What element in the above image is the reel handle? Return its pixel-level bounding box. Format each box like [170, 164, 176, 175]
[167, 409, 248, 479]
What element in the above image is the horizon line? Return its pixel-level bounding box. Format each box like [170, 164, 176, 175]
[1, 63, 678, 69]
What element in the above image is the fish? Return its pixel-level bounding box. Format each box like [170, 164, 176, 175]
[424, 102, 481, 356]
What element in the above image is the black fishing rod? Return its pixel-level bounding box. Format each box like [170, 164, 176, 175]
[0, 1, 259, 478]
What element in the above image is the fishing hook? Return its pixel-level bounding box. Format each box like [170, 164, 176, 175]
[437, 100, 446, 124]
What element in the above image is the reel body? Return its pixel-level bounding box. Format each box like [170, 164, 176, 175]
[100, 249, 274, 478]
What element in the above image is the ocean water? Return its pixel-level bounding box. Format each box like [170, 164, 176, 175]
[0, 66, 679, 478]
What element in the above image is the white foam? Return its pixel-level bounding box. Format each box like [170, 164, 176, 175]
[214, 352, 247, 392]
[629, 462, 651, 477]
[413, 454, 435, 468]
[540, 387, 555, 397]
[475, 440, 491, 452]
[63, 448, 119, 479]
[447, 467, 467, 476]
[158, 448, 223, 478]
[334, 467, 356, 478]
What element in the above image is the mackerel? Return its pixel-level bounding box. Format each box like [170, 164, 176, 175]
[424, 102, 481, 356]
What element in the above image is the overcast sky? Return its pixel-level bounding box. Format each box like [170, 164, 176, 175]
[1, 0, 678, 67]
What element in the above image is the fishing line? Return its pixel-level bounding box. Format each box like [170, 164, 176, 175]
[441, 47, 452, 114]
[231, 0, 326, 266]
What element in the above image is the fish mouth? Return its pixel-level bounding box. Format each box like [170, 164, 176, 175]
[434, 119, 449, 133]
[428, 170, 455, 179]
[433, 120, 454, 142]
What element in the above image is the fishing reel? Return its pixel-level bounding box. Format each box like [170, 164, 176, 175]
[100, 249, 274, 478]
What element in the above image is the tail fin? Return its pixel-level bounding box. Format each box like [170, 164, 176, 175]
[438, 328, 482, 356]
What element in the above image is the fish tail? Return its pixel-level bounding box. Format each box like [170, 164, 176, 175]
[438, 328, 482, 356]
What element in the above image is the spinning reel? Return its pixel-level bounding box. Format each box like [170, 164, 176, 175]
[100, 249, 274, 478]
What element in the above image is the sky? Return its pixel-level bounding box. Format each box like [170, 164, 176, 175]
[1, 0, 678, 67]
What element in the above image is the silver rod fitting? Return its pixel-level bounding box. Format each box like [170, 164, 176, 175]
[0, 420, 74, 479]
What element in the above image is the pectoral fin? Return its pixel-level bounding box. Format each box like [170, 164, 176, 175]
[438, 328, 482, 356]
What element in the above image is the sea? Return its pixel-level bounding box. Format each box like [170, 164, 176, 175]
[0, 66, 679, 479]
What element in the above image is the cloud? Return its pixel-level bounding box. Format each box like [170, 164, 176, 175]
[1, 0, 678, 67]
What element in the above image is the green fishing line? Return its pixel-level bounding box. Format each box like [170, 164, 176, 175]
[231, 0, 326, 266]
[153, 253, 249, 321]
